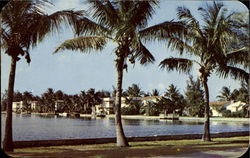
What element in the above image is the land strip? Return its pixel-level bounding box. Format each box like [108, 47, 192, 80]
[7, 136, 249, 158]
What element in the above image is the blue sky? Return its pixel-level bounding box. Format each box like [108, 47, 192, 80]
[1, 0, 248, 101]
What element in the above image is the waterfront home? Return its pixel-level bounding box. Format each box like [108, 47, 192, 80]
[142, 96, 162, 105]
[12, 100, 38, 112]
[12, 101, 24, 112]
[30, 101, 38, 111]
[100, 97, 142, 114]
[55, 100, 64, 111]
[210, 101, 246, 117]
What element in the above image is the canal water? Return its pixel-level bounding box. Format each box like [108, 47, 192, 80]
[1, 114, 249, 141]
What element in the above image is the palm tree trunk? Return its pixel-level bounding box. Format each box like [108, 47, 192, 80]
[3, 57, 17, 151]
[114, 56, 129, 147]
[202, 79, 211, 141]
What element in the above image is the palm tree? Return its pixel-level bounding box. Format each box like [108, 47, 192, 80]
[22, 91, 34, 111]
[216, 86, 232, 101]
[54, 0, 184, 147]
[151, 89, 160, 96]
[124, 84, 144, 97]
[1, 0, 84, 151]
[159, 2, 249, 141]
[185, 76, 205, 117]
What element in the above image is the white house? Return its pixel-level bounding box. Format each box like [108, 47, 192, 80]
[13, 101, 39, 112]
[227, 101, 246, 112]
[12, 101, 24, 112]
[30, 101, 38, 111]
[142, 96, 162, 105]
[210, 101, 246, 117]
[100, 97, 143, 114]
[55, 100, 64, 111]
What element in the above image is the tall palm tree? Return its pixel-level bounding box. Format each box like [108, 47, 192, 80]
[159, 2, 249, 141]
[1, 0, 83, 151]
[54, 0, 184, 147]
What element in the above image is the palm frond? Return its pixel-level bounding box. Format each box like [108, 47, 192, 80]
[133, 42, 155, 65]
[139, 21, 186, 42]
[216, 65, 249, 83]
[159, 57, 193, 74]
[72, 17, 111, 36]
[54, 36, 108, 53]
[226, 47, 249, 68]
[129, 0, 159, 28]
[87, 0, 119, 27]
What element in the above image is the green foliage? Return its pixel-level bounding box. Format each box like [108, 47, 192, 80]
[121, 101, 143, 115]
[185, 76, 205, 117]
[217, 81, 249, 103]
[124, 84, 144, 97]
[159, 84, 186, 115]
[141, 101, 160, 116]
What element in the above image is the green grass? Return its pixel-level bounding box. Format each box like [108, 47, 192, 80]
[14, 136, 249, 153]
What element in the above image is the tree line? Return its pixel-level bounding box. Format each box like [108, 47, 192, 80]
[2, 76, 247, 117]
[1, 0, 248, 150]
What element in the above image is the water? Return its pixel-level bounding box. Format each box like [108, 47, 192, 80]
[1, 114, 249, 141]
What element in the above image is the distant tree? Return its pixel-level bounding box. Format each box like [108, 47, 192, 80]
[54, 90, 65, 100]
[40, 88, 55, 112]
[217, 86, 233, 101]
[122, 84, 144, 115]
[151, 89, 160, 96]
[1, 90, 8, 111]
[22, 91, 33, 111]
[141, 101, 160, 116]
[185, 76, 205, 117]
[124, 84, 144, 97]
[86, 88, 102, 114]
[157, 84, 186, 116]
[13, 91, 23, 102]
[236, 82, 249, 103]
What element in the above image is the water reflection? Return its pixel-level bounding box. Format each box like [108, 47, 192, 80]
[1, 114, 249, 141]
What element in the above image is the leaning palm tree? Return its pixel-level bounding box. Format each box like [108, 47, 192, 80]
[1, 0, 83, 151]
[54, 0, 185, 146]
[159, 2, 249, 141]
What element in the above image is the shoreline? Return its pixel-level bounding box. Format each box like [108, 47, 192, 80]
[1, 111, 249, 122]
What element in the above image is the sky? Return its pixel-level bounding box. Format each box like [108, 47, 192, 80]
[1, 0, 248, 101]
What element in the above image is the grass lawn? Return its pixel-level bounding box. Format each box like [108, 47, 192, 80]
[6, 136, 249, 158]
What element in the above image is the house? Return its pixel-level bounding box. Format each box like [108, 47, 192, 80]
[102, 97, 114, 114]
[30, 101, 38, 111]
[12, 100, 38, 112]
[12, 101, 24, 112]
[210, 101, 246, 117]
[55, 100, 64, 111]
[142, 96, 162, 105]
[100, 97, 143, 114]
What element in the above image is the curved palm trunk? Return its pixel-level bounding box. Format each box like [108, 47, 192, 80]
[114, 56, 129, 147]
[3, 57, 17, 151]
[202, 79, 211, 141]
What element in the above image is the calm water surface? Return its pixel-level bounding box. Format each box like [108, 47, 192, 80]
[1, 114, 249, 141]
